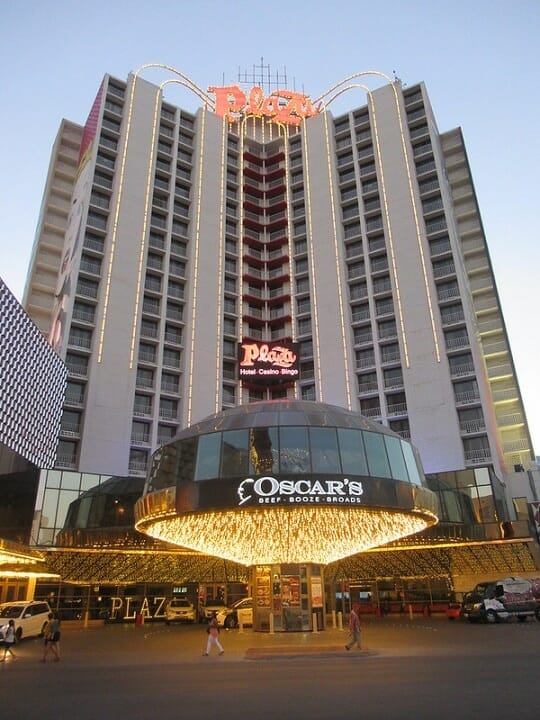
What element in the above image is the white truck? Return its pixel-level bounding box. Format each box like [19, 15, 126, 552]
[461, 576, 540, 623]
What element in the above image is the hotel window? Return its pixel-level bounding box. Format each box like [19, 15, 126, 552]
[298, 317, 312, 336]
[222, 386, 236, 404]
[297, 297, 311, 315]
[378, 320, 397, 339]
[223, 339, 236, 357]
[136, 368, 154, 388]
[296, 277, 309, 294]
[68, 328, 92, 349]
[163, 348, 181, 368]
[301, 384, 316, 401]
[161, 372, 179, 393]
[171, 239, 187, 257]
[139, 344, 156, 363]
[143, 296, 160, 315]
[166, 302, 182, 322]
[225, 258, 237, 274]
[169, 259, 185, 277]
[140, 319, 158, 339]
[295, 258, 308, 274]
[134, 395, 152, 415]
[160, 398, 178, 420]
[223, 318, 236, 336]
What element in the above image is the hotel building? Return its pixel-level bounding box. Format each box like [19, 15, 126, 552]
[19, 66, 540, 614]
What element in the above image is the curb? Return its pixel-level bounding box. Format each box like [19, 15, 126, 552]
[244, 645, 377, 660]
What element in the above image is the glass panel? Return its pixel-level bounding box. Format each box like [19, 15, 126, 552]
[364, 431, 390, 477]
[45, 470, 62, 488]
[477, 485, 496, 522]
[474, 467, 491, 486]
[249, 427, 279, 474]
[440, 489, 463, 522]
[337, 428, 368, 476]
[384, 436, 409, 481]
[309, 428, 341, 473]
[401, 441, 422, 486]
[60, 471, 82, 491]
[279, 427, 310, 473]
[221, 430, 249, 477]
[80, 473, 102, 491]
[195, 434, 221, 480]
[177, 437, 197, 483]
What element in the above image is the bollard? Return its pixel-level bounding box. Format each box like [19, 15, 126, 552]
[337, 611, 343, 630]
[408, 604, 413, 620]
[312, 612, 318, 633]
[332, 610, 337, 629]
[269, 612, 274, 634]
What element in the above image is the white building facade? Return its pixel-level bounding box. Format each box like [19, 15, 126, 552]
[22, 67, 537, 547]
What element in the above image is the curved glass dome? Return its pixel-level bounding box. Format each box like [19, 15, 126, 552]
[136, 400, 438, 565]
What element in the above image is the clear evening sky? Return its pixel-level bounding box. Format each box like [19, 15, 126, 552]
[1, 0, 538, 457]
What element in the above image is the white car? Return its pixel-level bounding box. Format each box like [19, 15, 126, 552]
[222, 597, 253, 629]
[165, 598, 196, 624]
[0, 600, 52, 641]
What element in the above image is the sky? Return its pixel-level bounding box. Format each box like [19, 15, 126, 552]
[0, 0, 539, 457]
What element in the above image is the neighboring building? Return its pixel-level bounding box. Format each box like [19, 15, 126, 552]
[0, 278, 66, 601]
[20, 66, 539, 605]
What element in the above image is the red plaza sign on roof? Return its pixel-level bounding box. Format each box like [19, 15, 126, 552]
[208, 85, 320, 126]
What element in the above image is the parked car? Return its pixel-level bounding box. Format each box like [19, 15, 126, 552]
[0, 600, 52, 641]
[222, 597, 253, 629]
[461, 577, 540, 623]
[165, 598, 196, 624]
[199, 599, 230, 624]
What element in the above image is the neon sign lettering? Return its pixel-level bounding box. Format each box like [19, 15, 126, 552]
[237, 476, 364, 506]
[240, 342, 297, 368]
[208, 85, 319, 126]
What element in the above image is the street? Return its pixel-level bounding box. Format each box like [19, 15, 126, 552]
[2, 616, 538, 719]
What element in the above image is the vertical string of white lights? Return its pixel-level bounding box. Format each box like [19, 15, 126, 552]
[128, 81, 163, 369]
[97, 74, 138, 363]
[213, 118, 227, 413]
[186, 107, 207, 426]
[322, 110, 353, 410]
[301, 117, 324, 401]
[280, 122, 299, 400]
[367, 87, 410, 368]
[389, 83, 441, 362]
[237, 120, 246, 405]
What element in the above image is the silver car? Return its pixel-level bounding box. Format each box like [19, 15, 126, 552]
[165, 598, 196, 624]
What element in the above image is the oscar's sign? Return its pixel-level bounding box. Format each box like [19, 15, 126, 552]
[208, 85, 319, 126]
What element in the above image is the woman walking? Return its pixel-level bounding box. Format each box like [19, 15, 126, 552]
[42, 613, 61, 662]
[1, 619, 16, 661]
[203, 612, 224, 656]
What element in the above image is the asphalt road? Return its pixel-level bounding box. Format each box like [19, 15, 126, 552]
[2, 615, 539, 720]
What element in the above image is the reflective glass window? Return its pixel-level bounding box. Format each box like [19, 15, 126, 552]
[250, 427, 279, 474]
[363, 431, 390, 478]
[401, 441, 422, 486]
[195, 433, 221, 480]
[177, 437, 197, 483]
[221, 430, 249, 477]
[337, 429, 368, 476]
[384, 436, 409, 482]
[309, 428, 341, 473]
[279, 427, 310, 473]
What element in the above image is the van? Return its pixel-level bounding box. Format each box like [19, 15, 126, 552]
[0, 600, 52, 641]
[461, 577, 540, 623]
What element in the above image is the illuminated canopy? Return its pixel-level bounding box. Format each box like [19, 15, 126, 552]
[135, 400, 439, 565]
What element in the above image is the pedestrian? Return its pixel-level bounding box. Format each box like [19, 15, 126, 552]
[345, 603, 361, 651]
[203, 612, 224, 656]
[41, 612, 61, 662]
[1, 619, 16, 661]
